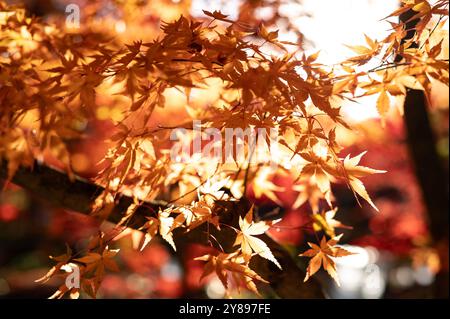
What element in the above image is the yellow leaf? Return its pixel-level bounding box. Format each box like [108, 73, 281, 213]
[235, 205, 282, 269]
[376, 90, 391, 116]
[349, 177, 378, 211]
[300, 235, 354, 285]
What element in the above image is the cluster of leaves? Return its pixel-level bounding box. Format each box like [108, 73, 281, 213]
[35, 235, 120, 299]
[335, 0, 449, 117]
[0, 0, 448, 298]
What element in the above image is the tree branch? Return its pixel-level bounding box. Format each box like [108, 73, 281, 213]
[0, 160, 325, 298]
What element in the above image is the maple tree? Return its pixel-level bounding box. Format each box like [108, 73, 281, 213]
[0, 0, 448, 298]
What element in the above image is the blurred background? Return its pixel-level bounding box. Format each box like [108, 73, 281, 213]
[0, 0, 448, 299]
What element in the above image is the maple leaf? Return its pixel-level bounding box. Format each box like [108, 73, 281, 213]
[292, 180, 327, 213]
[66, 246, 120, 298]
[170, 196, 220, 232]
[203, 10, 233, 23]
[312, 208, 351, 238]
[299, 235, 354, 286]
[298, 150, 335, 205]
[252, 167, 284, 204]
[257, 24, 286, 52]
[35, 243, 72, 284]
[139, 217, 159, 251]
[198, 177, 230, 201]
[345, 34, 381, 66]
[376, 89, 391, 117]
[359, 70, 417, 118]
[140, 209, 177, 251]
[48, 263, 82, 299]
[234, 205, 282, 269]
[74, 247, 120, 275]
[195, 251, 268, 296]
[343, 152, 386, 211]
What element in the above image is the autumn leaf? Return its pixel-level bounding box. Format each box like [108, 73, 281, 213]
[345, 34, 381, 65]
[35, 243, 72, 284]
[292, 181, 325, 213]
[170, 197, 220, 232]
[344, 152, 386, 211]
[252, 167, 284, 204]
[139, 217, 159, 251]
[300, 235, 354, 285]
[202, 10, 233, 23]
[376, 89, 391, 117]
[195, 251, 268, 296]
[140, 209, 177, 251]
[312, 208, 351, 238]
[74, 247, 120, 274]
[234, 205, 282, 269]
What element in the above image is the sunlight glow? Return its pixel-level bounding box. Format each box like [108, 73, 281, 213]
[192, 0, 400, 123]
[295, 0, 399, 122]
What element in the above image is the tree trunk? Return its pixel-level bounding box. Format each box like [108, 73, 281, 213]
[398, 9, 449, 299]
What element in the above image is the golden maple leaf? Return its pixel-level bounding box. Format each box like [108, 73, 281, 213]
[195, 251, 268, 296]
[234, 205, 282, 269]
[299, 235, 354, 286]
[343, 152, 386, 211]
[35, 243, 73, 284]
[252, 167, 284, 204]
[312, 208, 351, 238]
[139, 209, 177, 251]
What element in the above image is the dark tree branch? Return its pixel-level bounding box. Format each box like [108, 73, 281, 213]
[0, 160, 325, 298]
